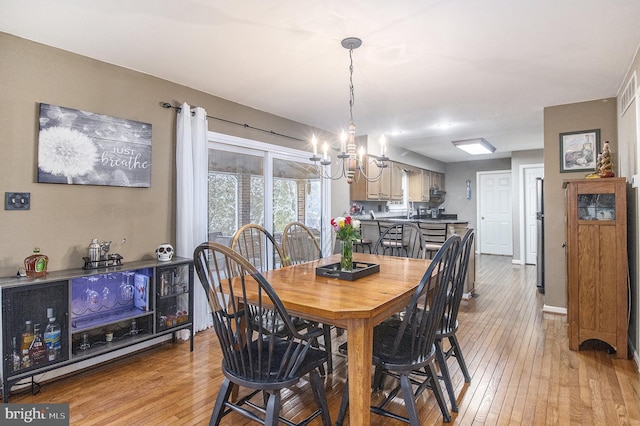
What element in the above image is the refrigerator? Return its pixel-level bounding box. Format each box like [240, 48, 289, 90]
[535, 177, 545, 292]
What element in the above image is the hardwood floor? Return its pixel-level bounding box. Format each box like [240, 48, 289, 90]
[7, 255, 640, 425]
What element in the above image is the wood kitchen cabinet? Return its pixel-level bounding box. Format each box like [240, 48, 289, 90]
[431, 171, 445, 191]
[390, 162, 404, 200]
[350, 160, 392, 201]
[564, 178, 628, 359]
[408, 169, 431, 202]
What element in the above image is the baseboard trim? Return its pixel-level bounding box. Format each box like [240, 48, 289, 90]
[542, 304, 567, 315]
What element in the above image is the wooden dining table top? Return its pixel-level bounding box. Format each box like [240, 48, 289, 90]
[261, 252, 431, 326]
[259, 252, 432, 426]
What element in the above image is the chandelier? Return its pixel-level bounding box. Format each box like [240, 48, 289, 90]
[310, 37, 389, 184]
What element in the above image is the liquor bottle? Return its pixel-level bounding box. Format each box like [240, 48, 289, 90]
[29, 324, 47, 366]
[11, 336, 21, 372]
[20, 320, 34, 368]
[24, 247, 48, 278]
[44, 309, 61, 361]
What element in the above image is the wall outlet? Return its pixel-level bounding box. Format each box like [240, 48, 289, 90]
[5, 192, 30, 210]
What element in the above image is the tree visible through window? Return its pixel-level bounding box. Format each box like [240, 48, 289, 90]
[207, 172, 237, 237]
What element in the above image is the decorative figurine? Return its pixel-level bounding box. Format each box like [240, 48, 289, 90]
[599, 141, 615, 178]
[585, 153, 603, 179]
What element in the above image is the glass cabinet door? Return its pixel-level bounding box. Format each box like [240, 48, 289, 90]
[156, 264, 191, 332]
[577, 193, 616, 220]
[2, 280, 69, 376]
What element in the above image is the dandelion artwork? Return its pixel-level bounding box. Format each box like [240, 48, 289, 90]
[37, 103, 152, 187]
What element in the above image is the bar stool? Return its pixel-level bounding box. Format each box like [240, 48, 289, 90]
[354, 238, 372, 253]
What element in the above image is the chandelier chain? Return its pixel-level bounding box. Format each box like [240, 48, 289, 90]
[349, 46, 355, 124]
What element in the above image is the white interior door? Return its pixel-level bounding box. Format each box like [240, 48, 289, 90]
[478, 171, 513, 255]
[524, 166, 544, 264]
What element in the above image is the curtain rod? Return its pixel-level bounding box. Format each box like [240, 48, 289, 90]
[160, 102, 306, 143]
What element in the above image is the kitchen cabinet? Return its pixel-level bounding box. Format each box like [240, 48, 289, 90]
[390, 162, 404, 200]
[1, 257, 194, 401]
[409, 169, 431, 202]
[350, 160, 392, 201]
[563, 178, 628, 359]
[431, 171, 445, 191]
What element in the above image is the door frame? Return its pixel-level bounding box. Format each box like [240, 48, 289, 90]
[519, 163, 544, 265]
[476, 170, 513, 255]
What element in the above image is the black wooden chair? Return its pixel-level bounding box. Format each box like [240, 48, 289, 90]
[231, 223, 290, 271]
[434, 228, 474, 412]
[336, 234, 461, 425]
[193, 242, 332, 426]
[281, 221, 334, 374]
[281, 222, 321, 265]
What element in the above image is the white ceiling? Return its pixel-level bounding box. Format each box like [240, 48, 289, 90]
[2, 0, 640, 163]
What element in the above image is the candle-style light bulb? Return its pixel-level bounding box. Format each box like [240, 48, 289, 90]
[358, 146, 364, 164]
[340, 131, 347, 154]
[323, 142, 328, 160]
[311, 135, 318, 156]
[380, 135, 387, 157]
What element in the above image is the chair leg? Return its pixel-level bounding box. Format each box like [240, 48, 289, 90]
[308, 323, 326, 376]
[372, 365, 385, 391]
[450, 334, 471, 383]
[264, 391, 281, 426]
[336, 378, 349, 426]
[210, 378, 234, 426]
[435, 339, 458, 412]
[426, 362, 451, 423]
[322, 324, 333, 374]
[309, 369, 332, 426]
[400, 374, 420, 426]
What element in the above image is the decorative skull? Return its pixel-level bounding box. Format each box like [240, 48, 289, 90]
[156, 244, 174, 261]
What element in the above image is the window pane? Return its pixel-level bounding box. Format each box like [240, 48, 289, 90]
[208, 149, 264, 243]
[207, 172, 237, 236]
[272, 158, 322, 235]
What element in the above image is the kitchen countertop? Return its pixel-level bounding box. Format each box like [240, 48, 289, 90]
[354, 217, 468, 224]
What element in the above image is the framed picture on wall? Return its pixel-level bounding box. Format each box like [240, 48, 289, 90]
[37, 103, 152, 187]
[559, 129, 600, 173]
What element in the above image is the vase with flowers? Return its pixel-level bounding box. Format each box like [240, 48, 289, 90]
[331, 215, 361, 272]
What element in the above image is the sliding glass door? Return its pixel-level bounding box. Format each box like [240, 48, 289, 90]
[207, 133, 327, 252]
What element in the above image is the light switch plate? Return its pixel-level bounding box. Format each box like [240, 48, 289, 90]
[5, 192, 30, 210]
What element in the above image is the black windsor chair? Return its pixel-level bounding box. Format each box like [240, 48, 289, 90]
[434, 228, 474, 412]
[336, 234, 461, 425]
[193, 242, 332, 426]
[281, 222, 334, 374]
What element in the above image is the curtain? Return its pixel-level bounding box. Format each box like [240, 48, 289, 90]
[176, 103, 211, 333]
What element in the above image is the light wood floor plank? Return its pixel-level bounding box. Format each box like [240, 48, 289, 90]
[6, 254, 639, 425]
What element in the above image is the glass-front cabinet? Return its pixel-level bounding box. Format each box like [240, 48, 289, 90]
[564, 178, 628, 359]
[155, 264, 193, 333]
[0, 257, 193, 401]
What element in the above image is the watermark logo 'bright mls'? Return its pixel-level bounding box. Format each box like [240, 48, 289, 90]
[5, 407, 46, 423]
[2, 404, 68, 425]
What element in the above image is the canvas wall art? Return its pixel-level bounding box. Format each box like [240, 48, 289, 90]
[37, 103, 152, 187]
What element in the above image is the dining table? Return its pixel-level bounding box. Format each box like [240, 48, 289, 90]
[260, 252, 432, 426]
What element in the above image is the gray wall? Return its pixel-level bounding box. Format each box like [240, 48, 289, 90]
[616, 48, 640, 362]
[511, 149, 545, 262]
[443, 158, 512, 233]
[0, 32, 334, 276]
[543, 98, 618, 311]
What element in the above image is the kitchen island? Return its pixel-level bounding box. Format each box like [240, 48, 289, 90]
[354, 217, 475, 296]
